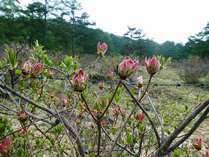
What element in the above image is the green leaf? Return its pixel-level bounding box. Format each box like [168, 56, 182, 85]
[173, 148, 182, 157]
[126, 132, 134, 144]
[15, 69, 22, 75]
[5, 47, 17, 69]
[63, 55, 73, 69]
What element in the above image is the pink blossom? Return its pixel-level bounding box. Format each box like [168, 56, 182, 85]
[60, 96, 69, 107]
[0, 136, 12, 155]
[22, 60, 33, 75]
[135, 112, 145, 122]
[144, 55, 160, 75]
[192, 137, 202, 151]
[72, 69, 88, 92]
[31, 63, 44, 76]
[112, 106, 123, 116]
[17, 128, 27, 135]
[97, 41, 108, 56]
[22, 61, 44, 76]
[17, 111, 28, 122]
[118, 57, 139, 79]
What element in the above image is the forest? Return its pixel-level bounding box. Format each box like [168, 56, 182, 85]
[0, 0, 209, 58]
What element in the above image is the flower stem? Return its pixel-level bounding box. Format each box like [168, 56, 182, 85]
[99, 80, 122, 119]
[97, 121, 102, 157]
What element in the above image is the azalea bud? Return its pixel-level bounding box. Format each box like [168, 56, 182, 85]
[97, 41, 108, 56]
[206, 150, 209, 157]
[144, 55, 160, 75]
[17, 128, 27, 135]
[105, 68, 114, 80]
[98, 81, 105, 90]
[118, 57, 139, 80]
[31, 63, 44, 76]
[71, 69, 88, 92]
[112, 106, 122, 116]
[22, 60, 33, 75]
[60, 96, 69, 107]
[0, 136, 12, 155]
[192, 137, 202, 151]
[17, 111, 28, 122]
[137, 76, 143, 88]
[135, 112, 145, 122]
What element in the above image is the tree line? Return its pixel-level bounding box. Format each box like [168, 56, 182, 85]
[0, 0, 208, 58]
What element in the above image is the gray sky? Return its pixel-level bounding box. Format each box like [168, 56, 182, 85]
[19, 0, 209, 43]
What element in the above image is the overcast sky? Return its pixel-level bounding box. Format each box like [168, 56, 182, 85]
[19, 0, 209, 44]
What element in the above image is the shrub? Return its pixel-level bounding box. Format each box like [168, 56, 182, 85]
[0, 43, 209, 157]
[179, 56, 209, 83]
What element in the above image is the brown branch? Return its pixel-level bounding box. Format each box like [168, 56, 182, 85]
[80, 93, 97, 122]
[167, 106, 209, 153]
[101, 127, 136, 156]
[99, 80, 122, 119]
[153, 98, 209, 157]
[122, 82, 161, 146]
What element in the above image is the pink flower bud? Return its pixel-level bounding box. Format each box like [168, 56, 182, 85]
[0, 136, 12, 155]
[72, 69, 88, 92]
[17, 128, 27, 135]
[137, 76, 143, 88]
[192, 137, 202, 151]
[60, 96, 69, 107]
[206, 150, 209, 157]
[135, 112, 145, 122]
[31, 63, 44, 76]
[144, 55, 160, 75]
[112, 106, 123, 116]
[22, 60, 33, 75]
[17, 111, 28, 122]
[118, 57, 139, 80]
[97, 41, 108, 56]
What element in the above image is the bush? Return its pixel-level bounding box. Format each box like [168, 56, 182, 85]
[179, 56, 209, 83]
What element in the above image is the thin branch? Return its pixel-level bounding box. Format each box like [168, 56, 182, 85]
[138, 127, 146, 157]
[147, 96, 164, 143]
[80, 93, 97, 122]
[101, 127, 136, 156]
[122, 82, 161, 146]
[0, 83, 54, 115]
[107, 106, 136, 156]
[99, 80, 122, 119]
[153, 98, 209, 156]
[168, 106, 209, 153]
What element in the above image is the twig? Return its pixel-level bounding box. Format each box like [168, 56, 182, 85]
[80, 93, 97, 122]
[99, 80, 122, 119]
[107, 106, 136, 156]
[147, 96, 164, 143]
[122, 82, 161, 146]
[153, 98, 209, 156]
[101, 127, 136, 156]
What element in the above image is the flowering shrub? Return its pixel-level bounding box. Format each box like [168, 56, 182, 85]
[0, 42, 209, 157]
[97, 42, 108, 57]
